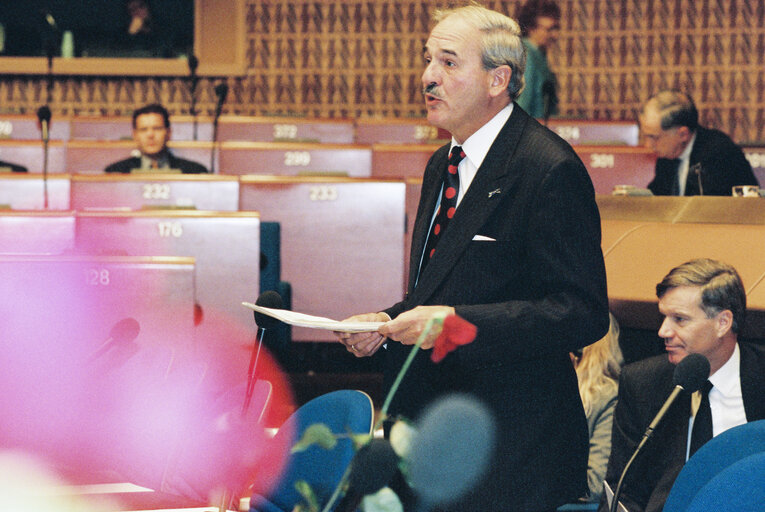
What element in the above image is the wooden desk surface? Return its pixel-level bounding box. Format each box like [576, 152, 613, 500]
[70, 174, 240, 212]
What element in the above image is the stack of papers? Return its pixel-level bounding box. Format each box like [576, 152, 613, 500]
[241, 302, 384, 333]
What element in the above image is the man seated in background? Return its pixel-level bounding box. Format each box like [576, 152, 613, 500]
[640, 90, 758, 196]
[104, 103, 208, 174]
[600, 258, 765, 512]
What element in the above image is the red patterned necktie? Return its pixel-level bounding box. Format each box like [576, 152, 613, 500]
[421, 146, 465, 272]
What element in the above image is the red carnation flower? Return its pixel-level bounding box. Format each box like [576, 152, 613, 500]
[430, 314, 477, 363]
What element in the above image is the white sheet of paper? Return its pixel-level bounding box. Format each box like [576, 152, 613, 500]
[604, 481, 629, 512]
[241, 302, 384, 333]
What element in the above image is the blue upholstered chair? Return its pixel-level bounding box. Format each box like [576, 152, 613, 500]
[249, 389, 374, 512]
[685, 451, 765, 512]
[663, 419, 765, 512]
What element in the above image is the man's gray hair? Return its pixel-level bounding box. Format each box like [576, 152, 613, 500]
[433, 4, 526, 100]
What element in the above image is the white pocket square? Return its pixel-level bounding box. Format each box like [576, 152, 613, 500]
[472, 234, 496, 241]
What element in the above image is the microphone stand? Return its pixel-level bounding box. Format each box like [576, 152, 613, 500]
[210, 83, 228, 173]
[187, 55, 199, 141]
[241, 324, 265, 417]
[39, 36, 55, 210]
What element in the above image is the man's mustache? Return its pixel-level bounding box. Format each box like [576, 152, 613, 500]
[423, 83, 442, 99]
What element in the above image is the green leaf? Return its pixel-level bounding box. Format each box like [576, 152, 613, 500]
[294, 480, 320, 512]
[351, 432, 372, 450]
[292, 423, 337, 453]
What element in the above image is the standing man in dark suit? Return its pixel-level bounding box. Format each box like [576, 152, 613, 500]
[600, 259, 765, 512]
[104, 103, 208, 174]
[337, 4, 609, 510]
[641, 90, 758, 196]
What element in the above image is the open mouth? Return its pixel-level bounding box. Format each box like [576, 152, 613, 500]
[424, 94, 441, 105]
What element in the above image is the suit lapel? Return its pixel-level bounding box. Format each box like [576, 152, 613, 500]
[407, 146, 449, 293]
[740, 343, 765, 421]
[409, 106, 529, 305]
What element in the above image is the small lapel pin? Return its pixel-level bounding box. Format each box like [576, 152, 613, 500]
[488, 188, 501, 198]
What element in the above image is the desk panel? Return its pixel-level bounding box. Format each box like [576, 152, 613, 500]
[66, 141, 214, 174]
[574, 146, 656, 194]
[0, 211, 75, 254]
[355, 118, 449, 144]
[597, 195, 765, 225]
[240, 177, 406, 341]
[0, 254, 195, 353]
[743, 146, 765, 187]
[0, 140, 68, 174]
[75, 211, 260, 331]
[69, 116, 214, 142]
[218, 116, 354, 143]
[546, 119, 639, 146]
[220, 142, 371, 177]
[372, 144, 440, 178]
[604, 222, 765, 337]
[0, 114, 71, 140]
[596, 195, 693, 222]
[0, 174, 71, 210]
[599, 219, 651, 256]
[71, 174, 239, 211]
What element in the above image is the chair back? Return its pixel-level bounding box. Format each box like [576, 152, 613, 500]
[250, 389, 374, 512]
[664, 419, 765, 512]
[685, 451, 765, 512]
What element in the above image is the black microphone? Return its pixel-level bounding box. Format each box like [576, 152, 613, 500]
[243, 291, 283, 416]
[406, 394, 496, 508]
[336, 438, 400, 512]
[210, 82, 229, 173]
[88, 317, 141, 362]
[610, 353, 710, 512]
[214, 83, 229, 117]
[37, 106, 52, 209]
[37, 106, 52, 142]
[252, 290, 283, 331]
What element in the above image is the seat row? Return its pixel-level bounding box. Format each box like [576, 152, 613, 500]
[3, 139, 764, 194]
[0, 114, 640, 146]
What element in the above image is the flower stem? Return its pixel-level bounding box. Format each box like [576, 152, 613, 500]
[380, 315, 442, 418]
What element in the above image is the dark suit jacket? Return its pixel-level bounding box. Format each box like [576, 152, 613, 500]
[599, 343, 765, 512]
[648, 126, 758, 196]
[383, 105, 610, 511]
[104, 153, 209, 174]
[0, 159, 28, 173]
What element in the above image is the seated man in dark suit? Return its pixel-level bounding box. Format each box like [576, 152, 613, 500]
[0, 159, 28, 173]
[641, 90, 758, 196]
[600, 258, 765, 512]
[104, 103, 208, 174]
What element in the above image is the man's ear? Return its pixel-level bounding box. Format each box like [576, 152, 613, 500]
[489, 65, 511, 97]
[677, 125, 692, 143]
[715, 309, 734, 338]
